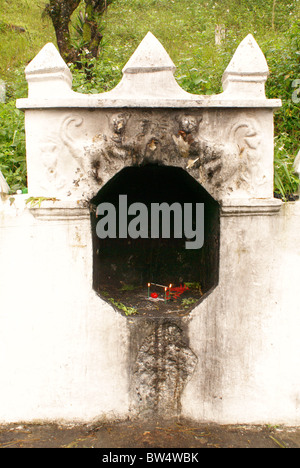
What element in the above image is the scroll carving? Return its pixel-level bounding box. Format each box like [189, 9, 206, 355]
[225, 118, 263, 195]
[60, 115, 84, 170]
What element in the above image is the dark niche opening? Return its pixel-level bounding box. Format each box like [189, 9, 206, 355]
[90, 164, 220, 317]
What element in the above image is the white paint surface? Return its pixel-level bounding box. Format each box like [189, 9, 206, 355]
[0, 198, 129, 423]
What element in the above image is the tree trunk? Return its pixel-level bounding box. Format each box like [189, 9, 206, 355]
[47, 0, 81, 62]
[82, 0, 103, 58]
[82, 0, 113, 58]
[215, 24, 226, 46]
[45, 0, 114, 64]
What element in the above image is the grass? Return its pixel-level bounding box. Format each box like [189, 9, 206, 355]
[0, 0, 55, 82]
[1, 0, 296, 89]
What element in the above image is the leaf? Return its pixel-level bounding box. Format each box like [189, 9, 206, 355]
[269, 435, 287, 448]
[193, 76, 204, 85]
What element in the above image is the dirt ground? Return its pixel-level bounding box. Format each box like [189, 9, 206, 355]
[1, 418, 300, 449]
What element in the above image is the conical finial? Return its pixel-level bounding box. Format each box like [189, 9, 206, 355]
[122, 32, 176, 74]
[109, 32, 189, 99]
[25, 43, 73, 98]
[222, 34, 269, 98]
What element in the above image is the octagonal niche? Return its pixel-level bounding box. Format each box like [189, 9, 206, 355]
[90, 164, 220, 317]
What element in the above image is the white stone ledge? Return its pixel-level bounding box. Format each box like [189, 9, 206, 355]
[28, 205, 90, 221]
[221, 198, 282, 216]
[16, 96, 282, 110]
[1, 195, 283, 220]
[0, 195, 90, 221]
[26, 199, 90, 221]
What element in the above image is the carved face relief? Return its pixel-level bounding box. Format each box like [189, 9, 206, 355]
[179, 115, 200, 134]
[40, 139, 66, 190]
[172, 115, 201, 159]
[111, 114, 129, 134]
[40, 142, 58, 175]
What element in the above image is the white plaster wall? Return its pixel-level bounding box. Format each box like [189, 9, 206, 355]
[0, 197, 129, 423]
[0, 198, 300, 425]
[182, 201, 300, 426]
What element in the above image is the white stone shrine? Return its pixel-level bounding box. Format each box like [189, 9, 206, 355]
[0, 32, 299, 425]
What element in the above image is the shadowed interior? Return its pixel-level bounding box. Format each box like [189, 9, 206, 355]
[90, 164, 220, 316]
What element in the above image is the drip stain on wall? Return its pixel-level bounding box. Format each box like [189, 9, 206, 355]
[128, 318, 198, 418]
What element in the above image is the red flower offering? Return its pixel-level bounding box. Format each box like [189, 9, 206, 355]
[151, 292, 158, 299]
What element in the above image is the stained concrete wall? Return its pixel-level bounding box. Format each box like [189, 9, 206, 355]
[0, 197, 299, 425]
[0, 197, 129, 423]
[183, 201, 300, 426]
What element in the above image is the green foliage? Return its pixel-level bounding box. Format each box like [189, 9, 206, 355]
[108, 298, 138, 316]
[119, 283, 138, 291]
[70, 51, 122, 93]
[265, 21, 300, 197]
[184, 282, 202, 291]
[0, 0, 53, 192]
[25, 196, 59, 207]
[0, 102, 26, 192]
[274, 135, 300, 200]
[0, 69, 28, 192]
[0, 0, 55, 82]
[181, 297, 197, 309]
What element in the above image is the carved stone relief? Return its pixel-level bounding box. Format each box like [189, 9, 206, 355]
[173, 114, 264, 199]
[55, 110, 264, 201]
[60, 115, 85, 170]
[226, 118, 263, 195]
[39, 138, 66, 191]
[59, 114, 95, 199]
